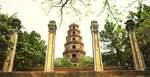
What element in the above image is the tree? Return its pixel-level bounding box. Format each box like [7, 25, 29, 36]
[54, 56, 94, 67]
[54, 57, 73, 67]
[14, 31, 46, 69]
[100, 20, 133, 67]
[0, 12, 46, 70]
[0, 12, 22, 70]
[128, 4, 150, 68]
[40, 0, 149, 26]
[78, 56, 94, 67]
[102, 52, 117, 66]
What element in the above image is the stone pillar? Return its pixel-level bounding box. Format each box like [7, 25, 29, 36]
[44, 20, 57, 72]
[90, 20, 103, 72]
[3, 19, 20, 72]
[125, 19, 145, 71]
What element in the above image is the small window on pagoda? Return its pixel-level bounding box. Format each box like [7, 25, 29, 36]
[72, 45, 76, 49]
[73, 38, 75, 41]
[73, 32, 75, 35]
[73, 26, 75, 29]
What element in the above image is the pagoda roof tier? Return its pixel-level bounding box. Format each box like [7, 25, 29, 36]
[63, 50, 86, 54]
[66, 35, 82, 39]
[64, 41, 84, 46]
[67, 29, 80, 33]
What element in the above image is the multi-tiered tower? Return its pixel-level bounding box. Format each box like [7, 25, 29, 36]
[63, 23, 85, 64]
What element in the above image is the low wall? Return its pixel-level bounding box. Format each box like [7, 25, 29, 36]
[17, 67, 94, 71]
[0, 70, 150, 77]
[16, 66, 133, 71]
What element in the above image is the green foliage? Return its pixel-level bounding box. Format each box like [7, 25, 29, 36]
[54, 57, 73, 67]
[54, 56, 94, 67]
[0, 12, 21, 69]
[100, 20, 132, 67]
[0, 12, 46, 70]
[102, 52, 117, 66]
[101, 4, 150, 68]
[78, 56, 94, 67]
[129, 4, 150, 67]
[14, 31, 46, 69]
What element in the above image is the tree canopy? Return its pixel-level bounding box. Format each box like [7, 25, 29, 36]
[14, 31, 46, 70]
[54, 56, 94, 67]
[100, 4, 150, 69]
[0, 12, 46, 70]
[100, 20, 133, 68]
[129, 4, 150, 68]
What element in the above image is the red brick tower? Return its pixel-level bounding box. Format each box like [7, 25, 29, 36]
[63, 23, 85, 64]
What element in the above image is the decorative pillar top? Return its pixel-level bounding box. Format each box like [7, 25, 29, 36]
[125, 19, 135, 31]
[11, 18, 21, 32]
[90, 20, 99, 32]
[48, 20, 57, 33]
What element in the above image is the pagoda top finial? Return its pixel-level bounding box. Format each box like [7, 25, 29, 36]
[70, 23, 78, 26]
[69, 23, 79, 29]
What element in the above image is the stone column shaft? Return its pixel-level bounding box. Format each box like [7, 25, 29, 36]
[44, 20, 56, 72]
[91, 21, 103, 72]
[3, 31, 18, 72]
[92, 32, 103, 72]
[128, 31, 145, 71]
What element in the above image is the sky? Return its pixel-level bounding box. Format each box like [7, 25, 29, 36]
[0, 0, 146, 58]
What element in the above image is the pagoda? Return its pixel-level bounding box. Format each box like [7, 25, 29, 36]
[63, 23, 85, 64]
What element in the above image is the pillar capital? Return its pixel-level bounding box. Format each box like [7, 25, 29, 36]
[90, 20, 99, 32]
[11, 18, 21, 33]
[48, 20, 57, 33]
[125, 19, 135, 31]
